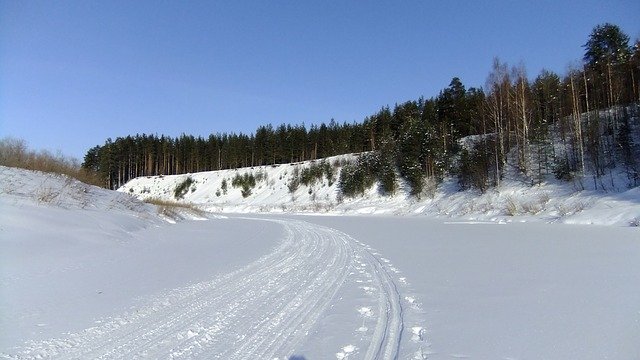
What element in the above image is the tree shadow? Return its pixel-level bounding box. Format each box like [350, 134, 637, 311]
[289, 356, 307, 360]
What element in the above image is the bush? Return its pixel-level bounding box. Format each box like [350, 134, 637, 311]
[400, 163, 423, 196]
[338, 155, 377, 198]
[377, 162, 397, 195]
[300, 160, 335, 186]
[338, 152, 398, 197]
[174, 177, 194, 199]
[221, 179, 228, 194]
[232, 172, 257, 198]
[457, 141, 493, 193]
[287, 167, 300, 193]
[287, 160, 337, 192]
[553, 157, 575, 181]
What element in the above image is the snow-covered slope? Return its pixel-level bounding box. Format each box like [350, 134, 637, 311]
[119, 155, 640, 226]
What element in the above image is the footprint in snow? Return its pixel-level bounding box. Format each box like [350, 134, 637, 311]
[405, 296, 421, 310]
[357, 306, 373, 317]
[359, 285, 375, 295]
[411, 326, 426, 342]
[336, 344, 357, 359]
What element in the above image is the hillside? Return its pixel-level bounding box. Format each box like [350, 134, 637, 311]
[118, 153, 640, 227]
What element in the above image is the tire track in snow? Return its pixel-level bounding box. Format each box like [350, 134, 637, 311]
[2, 218, 419, 359]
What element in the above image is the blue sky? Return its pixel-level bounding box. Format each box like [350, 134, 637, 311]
[1, 1, 638, 160]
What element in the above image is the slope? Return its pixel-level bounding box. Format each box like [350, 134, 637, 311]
[119, 154, 640, 226]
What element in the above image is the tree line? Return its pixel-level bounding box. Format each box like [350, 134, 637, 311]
[83, 23, 639, 192]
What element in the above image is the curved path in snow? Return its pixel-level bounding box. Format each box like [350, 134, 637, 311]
[4, 218, 424, 359]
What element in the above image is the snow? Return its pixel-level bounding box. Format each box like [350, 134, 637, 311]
[118, 154, 640, 227]
[303, 215, 640, 360]
[1, 164, 639, 359]
[0, 167, 281, 352]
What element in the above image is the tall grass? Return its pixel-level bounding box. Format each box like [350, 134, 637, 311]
[0, 137, 103, 187]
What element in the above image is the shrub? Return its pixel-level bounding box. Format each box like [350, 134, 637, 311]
[377, 163, 397, 195]
[287, 167, 300, 193]
[338, 152, 399, 198]
[504, 196, 518, 216]
[174, 177, 194, 199]
[338, 158, 376, 198]
[456, 140, 494, 193]
[221, 179, 228, 194]
[286, 160, 338, 193]
[232, 172, 257, 198]
[553, 157, 575, 181]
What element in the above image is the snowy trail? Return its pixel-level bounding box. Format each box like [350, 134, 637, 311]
[3, 218, 420, 360]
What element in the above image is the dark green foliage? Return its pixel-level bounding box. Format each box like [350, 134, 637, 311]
[338, 152, 396, 197]
[338, 161, 376, 198]
[583, 23, 631, 67]
[287, 160, 337, 193]
[174, 177, 194, 199]
[553, 157, 575, 182]
[457, 140, 494, 192]
[377, 159, 397, 195]
[232, 173, 256, 198]
[287, 167, 300, 193]
[221, 179, 228, 194]
[83, 22, 639, 196]
[300, 160, 335, 187]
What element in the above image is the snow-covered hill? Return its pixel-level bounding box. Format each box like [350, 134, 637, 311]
[119, 154, 640, 227]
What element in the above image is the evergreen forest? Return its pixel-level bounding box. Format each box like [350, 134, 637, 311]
[83, 24, 640, 194]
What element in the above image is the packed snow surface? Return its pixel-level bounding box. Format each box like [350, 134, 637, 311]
[2, 165, 639, 359]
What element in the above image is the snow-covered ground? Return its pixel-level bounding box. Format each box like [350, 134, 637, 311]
[302, 215, 640, 360]
[119, 154, 640, 227]
[2, 165, 639, 359]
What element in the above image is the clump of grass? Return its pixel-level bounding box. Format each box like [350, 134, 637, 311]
[37, 187, 60, 204]
[144, 197, 204, 217]
[504, 196, 518, 216]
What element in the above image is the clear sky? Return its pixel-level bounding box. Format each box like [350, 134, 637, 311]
[1, 1, 638, 160]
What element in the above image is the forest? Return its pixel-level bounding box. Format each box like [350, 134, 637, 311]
[82, 23, 640, 194]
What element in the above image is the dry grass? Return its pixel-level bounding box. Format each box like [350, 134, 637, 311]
[504, 196, 518, 216]
[36, 187, 60, 204]
[143, 197, 205, 217]
[0, 137, 103, 187]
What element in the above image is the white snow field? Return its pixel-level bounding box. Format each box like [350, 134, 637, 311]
[302, 215, 640, 360]
[2, 165, 639, 359]
[1, 167, 427, 359]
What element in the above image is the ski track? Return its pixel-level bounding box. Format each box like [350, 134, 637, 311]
[3, 218, 422, 359]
